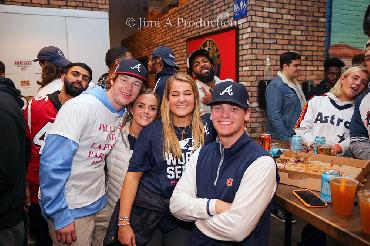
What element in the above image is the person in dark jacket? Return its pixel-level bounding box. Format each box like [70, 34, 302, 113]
[171, 81, 278, 245]
[309, 57, 345, 98]
[150, 46, 179, 102]
[0, 77, 27, 246]
[97, 46, 133, 90]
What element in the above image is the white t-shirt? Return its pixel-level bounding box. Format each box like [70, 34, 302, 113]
[48, 93, 123, 208]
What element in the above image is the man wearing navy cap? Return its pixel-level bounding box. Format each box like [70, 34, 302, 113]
[188, 49, 231, 114]
[149, 46, 179, 101]
[171, 81, 278, 245]
[34, 46, 71, 97]
[40, 59, 147, 246]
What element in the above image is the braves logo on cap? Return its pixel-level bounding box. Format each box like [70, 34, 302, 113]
[220, 85, 234, 96]
[130, 64, 142, 72]
[57, 49, 64, 58]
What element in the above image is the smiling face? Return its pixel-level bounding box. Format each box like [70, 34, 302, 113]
[339, 70, 369, 101]
[211, 103, 250, 146]
[130, 93, 158, 128]
[108, 74, 143, 110]
[191, 55, 214, 84]
[168, 80, 195, 126]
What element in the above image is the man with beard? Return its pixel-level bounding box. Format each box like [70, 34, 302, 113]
[39, 59, 147, 246]
[24, 62, 92, 246]
[188, 49, 231, 114]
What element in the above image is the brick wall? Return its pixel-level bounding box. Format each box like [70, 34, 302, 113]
[2, 0, 109, 11]
[122, 0, 326, 137]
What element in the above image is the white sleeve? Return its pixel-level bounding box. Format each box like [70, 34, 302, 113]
[338, 136, 351, 156]
[295, 99, 316, 147]
[195, 156, 277, 242]
[170, 148, 215, 222]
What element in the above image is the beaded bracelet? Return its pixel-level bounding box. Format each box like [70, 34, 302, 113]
[118, 216, 130, 221]
[117, 222, 130, 227]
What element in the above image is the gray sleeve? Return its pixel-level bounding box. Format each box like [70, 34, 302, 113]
[350, 140, 370, 160]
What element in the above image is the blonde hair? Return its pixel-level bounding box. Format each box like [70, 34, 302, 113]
[330, 66, 369, 98]
[161, 73, 204, 159]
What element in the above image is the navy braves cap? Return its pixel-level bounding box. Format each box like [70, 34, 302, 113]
[114, 58, 148, 84]
[152, 46, 179, 69]
[208, 81, 249, 109]
[33, 46, 71, 68]
[187, 49, 212, 74]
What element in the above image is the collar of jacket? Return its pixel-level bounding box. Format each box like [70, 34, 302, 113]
[217, 132, 250, 158]
[155, 66, 177, 81]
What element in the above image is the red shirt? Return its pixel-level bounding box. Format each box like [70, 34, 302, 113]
[24, 91, 61, 203]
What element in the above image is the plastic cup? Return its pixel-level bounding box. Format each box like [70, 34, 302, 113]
[330, 177, 358, 215]
[317, 144, 332, 155]
[358, 190, 370, 234]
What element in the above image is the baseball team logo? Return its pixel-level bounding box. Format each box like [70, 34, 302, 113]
[220, 85, 234, 96]
[226, 178, 233, 187]
[131, 64, 141, 72]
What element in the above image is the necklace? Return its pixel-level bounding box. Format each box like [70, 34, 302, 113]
[174, 125, 191, 140]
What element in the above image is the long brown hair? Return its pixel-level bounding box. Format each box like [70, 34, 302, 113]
[161, 73, 204, 159]
[122, 90, 160, 126]
[37, 61, 63, 87]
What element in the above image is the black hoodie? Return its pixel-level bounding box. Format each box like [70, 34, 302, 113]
[0, 77, 26, 229]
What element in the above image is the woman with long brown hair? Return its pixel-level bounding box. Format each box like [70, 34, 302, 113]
[117, 73, 215, 246]
[34, 46, 71, 97]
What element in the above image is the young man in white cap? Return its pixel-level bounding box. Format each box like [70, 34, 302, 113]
[39, 59, 148, 246]
[170, 81, 278, 245]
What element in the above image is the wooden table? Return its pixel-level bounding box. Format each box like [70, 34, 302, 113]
[275, 180, 370, 246]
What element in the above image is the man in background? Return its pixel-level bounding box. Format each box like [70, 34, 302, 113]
[150, 46, 179, 101]
[187, 49, 230, 114]
[97, 46, 133, 90]
[309, 57, 345, 98]
[266, 51, 306, 141]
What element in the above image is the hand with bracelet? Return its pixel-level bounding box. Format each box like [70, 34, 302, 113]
[118, 172, 143, 246]
[118, 215, 135, 246]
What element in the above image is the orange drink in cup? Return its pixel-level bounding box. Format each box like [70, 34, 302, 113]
[330, 177, 358, 215]
[358, 190, 370, 234]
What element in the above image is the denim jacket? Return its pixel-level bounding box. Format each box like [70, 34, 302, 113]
[265, 76, 302, 141]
